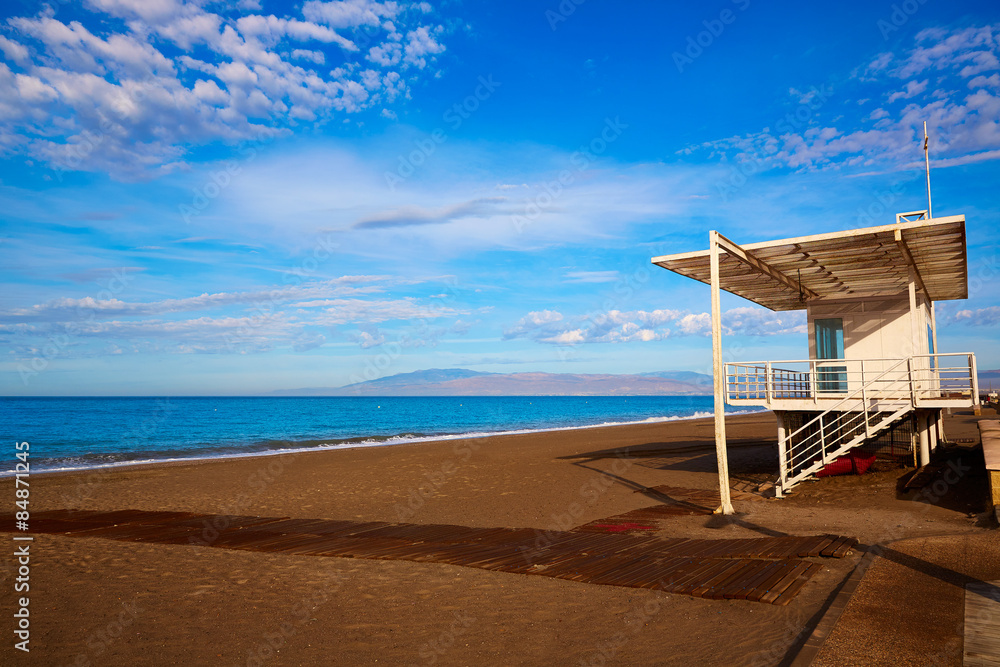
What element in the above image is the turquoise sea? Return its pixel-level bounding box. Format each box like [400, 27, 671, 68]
[1, 395, 753, 474]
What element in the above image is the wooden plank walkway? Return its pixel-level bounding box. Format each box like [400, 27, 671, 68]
[5, 510, 857, 605]
[965, 580, 1000, 666]
[574, 485, 765, 534]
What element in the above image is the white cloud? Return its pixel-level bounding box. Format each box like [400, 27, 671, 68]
[0, 35, 30, 64]
[685, 24, 1000, 172]
[351, 328, 386, 348]
[1, 274, 469, 356]
[0, 1, 449, 179]
[951, 306, 1000, 326]
[0, 275, 395, 322]
[302, 0, 400, 29]
[677, 313, 710, 336]
[291, 48, 326, 64]
[503, 307, 805, 345]
[402, 25, 444, 68]
[504, 309, 677, 345]
[886, 79, 928, 103]
[502, 310, 564, 339]
[969, 73, 1000, 90]
[562, 270, 620, 283]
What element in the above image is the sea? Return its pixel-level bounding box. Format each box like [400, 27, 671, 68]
[1, 395, 756, 475]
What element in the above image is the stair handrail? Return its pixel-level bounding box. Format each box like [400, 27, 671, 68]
[782, 356, 912, 447]
[780, 404, 912, 495]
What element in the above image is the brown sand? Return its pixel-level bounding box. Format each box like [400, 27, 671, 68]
[0, 411, 994, 665]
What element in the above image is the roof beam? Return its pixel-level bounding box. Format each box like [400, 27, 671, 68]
[714, 232, 819, 300]
[894, 228, 929, 297]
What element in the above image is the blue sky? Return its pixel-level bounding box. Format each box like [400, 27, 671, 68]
[1, 0, 998, 395]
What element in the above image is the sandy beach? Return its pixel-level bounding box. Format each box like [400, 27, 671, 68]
[2, 410, 996, 666]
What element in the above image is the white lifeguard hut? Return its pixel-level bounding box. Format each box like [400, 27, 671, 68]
[652, 211, 980, 511]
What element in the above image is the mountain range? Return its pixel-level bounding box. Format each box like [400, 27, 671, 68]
[271, 368, 715, 397]
[271, 367, 1000, 398]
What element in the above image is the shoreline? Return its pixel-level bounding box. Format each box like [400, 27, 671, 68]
[7, 406, 763, 478]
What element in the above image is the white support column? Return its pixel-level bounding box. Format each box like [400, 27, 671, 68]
[929, 411, 938, 452]
[907, 266, 919, 356]
[918, 411, 931, 467]
[710, 230, 735, 515]
[775, 411, 787, 499]
[908, 266, 921, 400]
[930, 302, 938, 356]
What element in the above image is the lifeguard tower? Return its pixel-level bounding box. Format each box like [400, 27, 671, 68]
[652, 211, 980, 511]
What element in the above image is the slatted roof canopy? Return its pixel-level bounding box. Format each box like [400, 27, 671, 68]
[652, 216, 968, 312]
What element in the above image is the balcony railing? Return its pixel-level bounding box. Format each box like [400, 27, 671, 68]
[724, 353, 979, 408]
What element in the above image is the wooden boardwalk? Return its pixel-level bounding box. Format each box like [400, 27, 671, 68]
[8, 509, 857, 605]
[574, 485, 764, 534]
[965, 580, 1000, 666]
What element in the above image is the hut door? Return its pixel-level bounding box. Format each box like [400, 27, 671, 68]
[815, 318, 847, 393]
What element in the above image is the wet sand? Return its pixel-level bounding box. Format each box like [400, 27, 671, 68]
[0, 411, 994, 665]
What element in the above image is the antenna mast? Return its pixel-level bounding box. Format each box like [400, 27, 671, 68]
[923, 121, 933, 219]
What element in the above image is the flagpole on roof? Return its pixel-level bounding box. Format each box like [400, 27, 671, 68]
[923, 121, 933, 219]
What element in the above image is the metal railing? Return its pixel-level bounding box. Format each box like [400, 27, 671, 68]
[776, 358, 917, 496]
[725, 353, 978, 407]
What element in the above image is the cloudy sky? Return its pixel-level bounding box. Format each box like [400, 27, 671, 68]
[1, 0, 998, 395]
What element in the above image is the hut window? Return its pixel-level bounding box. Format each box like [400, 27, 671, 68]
[815, 318, 846, 393]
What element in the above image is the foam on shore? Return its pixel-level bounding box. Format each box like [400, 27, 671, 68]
[6, 408, 764, 477]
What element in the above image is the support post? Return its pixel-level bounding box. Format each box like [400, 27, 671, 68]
[710, 230, 735, 515]
[776, 411, 787, 499]
[930, 302, 938, 357]
[924, 121, 933, 219]
[927, 410, 938, 452]
[918, 412, 931, 467]
[971, 354, 981, 416]
[908, 266, 921, 402]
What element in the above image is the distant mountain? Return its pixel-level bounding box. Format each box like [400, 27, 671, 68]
[980, 369, 1000, 390]
[271, 369, 713, 397]
[638, 370, 713, 386]
[341, 368, 494, 388]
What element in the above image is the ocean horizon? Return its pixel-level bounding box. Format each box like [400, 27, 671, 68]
[2, 395, 757, 475]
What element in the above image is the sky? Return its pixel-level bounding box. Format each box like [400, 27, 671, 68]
[1, 0, 998, 396]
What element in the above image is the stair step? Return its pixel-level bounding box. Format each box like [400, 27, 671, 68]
[779, 404, 913, 496]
